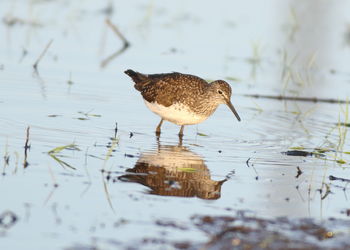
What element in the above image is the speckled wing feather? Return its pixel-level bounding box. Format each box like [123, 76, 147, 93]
[125, 70, 209, 107]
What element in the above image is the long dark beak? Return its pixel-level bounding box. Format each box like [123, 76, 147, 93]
[227, 101, 241, 121]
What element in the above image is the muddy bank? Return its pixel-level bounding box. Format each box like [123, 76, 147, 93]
[64, 212, 350, 250]
[191, 214, 350, 250]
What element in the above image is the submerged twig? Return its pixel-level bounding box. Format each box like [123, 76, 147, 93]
[296, 166, 303, 178]
[32, 70, 47, 99]
[33, 39, 53, 71]
[23, 126, 30, 168]
[100, 136, 118, 213]
[329, 175, 350, 183]
[283, 150, 313, 157]
[47, 164, 58, 187]
[100, 46, 129, 68]
[2, 140, 9, 175]
[81, 147, 92, 197]
[102, 173, 116, 213]
[245, 94, 348, 104]
[102, 138, 118, 171]
[13, 152, 19, 174]
[246, 157, 259, 180]
[19, 48, 28, 63]
[114, 122, 118, 138]
[105, 19, 129, 46]
[336, 99, 349, 159]
[246, 157, 251, 167]
[43, 164, 59, 205]
[101, 19, 130, 68]
[320, 183, 331, 200]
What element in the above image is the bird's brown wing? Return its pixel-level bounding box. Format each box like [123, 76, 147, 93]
[140, 73, 208, 107]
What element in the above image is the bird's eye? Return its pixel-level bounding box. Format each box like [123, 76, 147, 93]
[218, 90, 223, 94]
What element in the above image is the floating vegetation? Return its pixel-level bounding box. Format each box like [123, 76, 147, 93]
[101, 137, 119, 213]
[102, 138, 119, 170]
[78, 111, 101, 117]
[48, 144, 80, 170]
[224, 76, 241, 82]
[197, 132, 208, 137]
[76, 110, 102, 120]
[338, 122, 350, 127]
[336, 99, 349, 154]
[314, 147, 333, 154]
[48, 144, 80, 155]
[284, 146, 350, 165]
[289, 146, 306, 150]
[336, 159, 346, 164]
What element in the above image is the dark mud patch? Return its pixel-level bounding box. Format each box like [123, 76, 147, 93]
[64, 212, 350, 250]
[155, 219, 189, 231]
[190, 214, 350, 250]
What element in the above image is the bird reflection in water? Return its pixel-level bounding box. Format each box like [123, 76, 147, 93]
[118, 144, 227, 200]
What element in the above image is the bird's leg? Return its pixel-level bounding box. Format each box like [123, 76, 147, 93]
[156, 118, 164, 135]
[178, 134, 183, 146]
[178, 125, 185, 138]
[156, 134, 161, 150]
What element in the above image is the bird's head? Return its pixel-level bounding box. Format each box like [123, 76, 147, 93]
[209, 80, 241, 122]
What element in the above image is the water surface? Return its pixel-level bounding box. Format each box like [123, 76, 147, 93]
[1, 0, 350, 249]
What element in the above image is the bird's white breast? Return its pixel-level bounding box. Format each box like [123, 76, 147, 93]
[144, 100, 208, 125]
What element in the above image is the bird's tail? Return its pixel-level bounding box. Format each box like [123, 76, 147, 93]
[124, 69, 148, 83]
[124, 69, 151, 91]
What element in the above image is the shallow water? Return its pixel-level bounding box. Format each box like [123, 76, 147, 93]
[1, 0, 350, 249]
